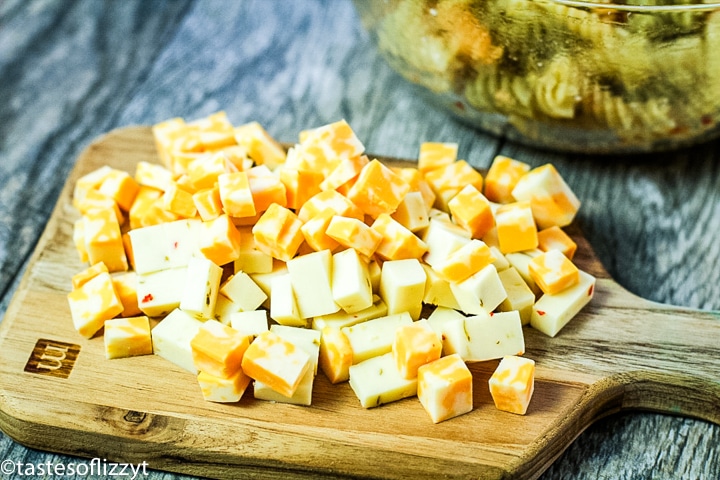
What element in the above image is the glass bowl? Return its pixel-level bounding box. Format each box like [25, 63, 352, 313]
[353, 0, 720, 153]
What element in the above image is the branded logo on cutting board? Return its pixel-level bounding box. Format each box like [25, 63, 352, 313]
[24, 339, 80, 379]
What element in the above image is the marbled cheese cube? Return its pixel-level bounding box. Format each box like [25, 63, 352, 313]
[191, 111, 237, 151]
[325, 215, 383, 259]
[218, 171, 256, 218]
[417, 142, 457, 173]
[71, 262, 109, 289]
[488, 355, 535, 415]
[278, 167, 324, 211]
[252, 203, 305, 262]
[191, 319, 250, 379]
[417, 353, 473, 423]
[464, 310, 525, 362]
[137, 266, 187, 317]
[76, 188, 124, 224]
[179, 256, 223, 320]
[537, 225, 578, 261]
[495, 201, 539, 254]
[187, 151, 238, 191]
[128, 185, 163, 230]
[391, 166, 436, 211]
[448, 184, 495, 240]
[151, 308, 204, 374]
[287, 249, 340, 319]
[135, 160, 174, 191]
[505, 252, 542, 297]
[331, 248, 373, 314]
[450, 263, 507, 316]
[192, 186, 224, 221]
[296, 119, 365, 174]
[220, 271, 267, 312]
[97, 167, 139, 211]
[111, 271, 142, 318]
[82, 208, 128, 273]
[104, 316, 153, 359]
[241, 330, 312, 398]
[497, 267, 536, 325]
[483, 155, 531, 204]
[432, 239, 495, 284]
[234, 121, 287, 169]
[320, 154, 369, 193]
[528, 250, 579, 295]
[424, 160, 484, 211]
[301, 208, 341, 253]
[270, 324, 321, 375]
[420, 217, 471, 268]
[371, 214, 428, 261]
[311, 295, 388, 331]
[229, 310, 269, 338]
[197, 368, 252, 403]
[297, 189, 363, 224]
[348, 352, 417, 409]
[392, 319, 442, 379]
[162, 182, 197, 218]
[73, 165, 114, 209]
[319, 326, 353, 384]
[511, 163, 580, 229]
[254, 368, 315, 406]
[198, 214, 243, 266]
[247, 165, 287, 213]
[346, 159, 410, 219]
[379, 258, 426, 320]
[341, 312, 414, 364]
[531, 270, 595, 337]
[67, 271, 124, 339]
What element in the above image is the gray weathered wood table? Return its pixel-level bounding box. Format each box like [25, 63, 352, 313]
[1, 1, 718, 479]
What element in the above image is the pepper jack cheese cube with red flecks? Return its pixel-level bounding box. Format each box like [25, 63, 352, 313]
[464, 310, 525, 362]
[488, 355, 536, 415]
[417, 353, 473, 423]
[241, 330, 312, 398]
[136, 266, 187, 318]
[67, 271, 124, 338]
[104, 316, 153, 359]
[531, 270, 596, 337]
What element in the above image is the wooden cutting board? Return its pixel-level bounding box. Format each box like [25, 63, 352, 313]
[1, 126, 719, 480]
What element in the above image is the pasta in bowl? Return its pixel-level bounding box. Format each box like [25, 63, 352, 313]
[353, 0, 720, 153]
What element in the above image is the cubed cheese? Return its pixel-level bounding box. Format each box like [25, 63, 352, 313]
[151, 308, 204, 374]
[450, 263, 507, 316]
[391, 191, 430, 233]
[234, 121, 287, 169]
[379, 258, 426, 320]
[325, 215, 383, 259]
[497, 267, 536, 325]
[348, 352, 417, 409]
[432, 239, 495, 284]
[252, 203, 305, 262]
[392, 319, 442, 379]
[97, 167, 139, 211]
[483, 155, 531, 204]
[104, 316, 153, 359]
[511, 163, 580, 229]
[198, 214, 243, 266]
[82, 208, 128, 272]
[197, 368, 252, 403]
[341, 312, 414, 364]
[447, 184, 494, 239]
[311, 295, 388, 331]
[269, 273, 306, 327]
[426, 307, 470, 358]
[417, 142, 458, 173]
[190, 319, 250, 379]
[111, 271, 142, 318]
[319, 326, 353, 384]
[218, 171, 256, 218]
[287, 249, 340, 319]
[464, 310, 525, 362]
[421, 263, 462, 311]
[331, 248, 373, 314]
[531, 270, 595, 337]
[488, 355, 535, 415]
[192, 186, 224, 221]
[301, 208, 341, 253]
[424, 160, 484, 211]
[67, 271, 124, 338]
[220, 270, 268, 312]
[346, 159, 411, 219]
[229, 310, 269, 338]
[537, 225, 578, 260]
[528, 250, 579, 295]
[417, 353, 473, 423]
[136, 266, 187, 317]
[495, 201, 539, 254]
[233, 228, 274, 274]
[180, 256, 223, 320]
[371, 214, 428, 261]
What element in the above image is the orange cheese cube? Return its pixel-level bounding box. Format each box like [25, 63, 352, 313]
[433, 239, 495, 283]
[218, 171, 256, 218]
[528, 250, 579, 295]
[112, 271, 142, 317]
[298, 189, 363, 224]
[191, 320, 251, 379]
[241, 330, 312, 397]
[98, 169, 140, 212]
[346, 159, 410, 219]
[537, 226, 578, 260]
[279, 167, 324, 211]
[391, 167, 437, 212]
[162, 182, 197, 218]
[495, 201, 538, 254]
[371, 214, 428, 261]
[135, 161, 174, 191]
[484, 155, 531, 204]
[319, 326, 354, 384]
[197, 368, 252, 403]
[190, 111, 237, 151]
[511, 163, 580, 229]
[488, 355, 535, 415]
[75, 188, 124, 225]
[234, 121, 287, 169]
[247, 165, 287, 213]
[82, 208, 128, 272]
[252, 203, 305, 262]
[67, 271, 124, 338]
[417, 142, 458, 173]
[198, 214, 243, 266]
[71, 262, 109, 289]
[424, 160, 484, 211]
[417, 353, 473, 423]
[448, 184, 495, 239]
[325, 215, 383, 259]
[192, 186, 223, 221]
[301, 208, 341, 252]
[104, 316, 153, 359]
[128, 185, 163, 230]
[392, 320, 442, 379]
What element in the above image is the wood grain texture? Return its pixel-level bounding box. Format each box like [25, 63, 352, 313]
[0, 126, 719, 480]
[1, 0, 719, 479]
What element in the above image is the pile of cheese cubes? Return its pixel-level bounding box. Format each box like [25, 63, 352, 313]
[66, 111, 595, 423]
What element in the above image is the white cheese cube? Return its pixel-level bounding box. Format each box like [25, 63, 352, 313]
[505, 252, 542, 297]
[229, 310, 269, 338]
[464, 310, 525, 362]
[249, 259, 288, 309]
[180, 256, 222, 320]
[129, 219, 201, 275]
[341, 312, 413, 364]
[137, 266, 187, 317]
[269, 273, 306, 327]
[497, 267, 536, 325]
[220, 271, 268, 312]
[450, 264, 507, 315]
[287, 249, 340, 319]
[426, 307, 470, 358]
[254, 368, 314, 406]
[421, 217, 471, 268]
[233, 228, 274, 274]
[349, 352, 417, 409]
[391, 191, 430, 233]
[490, 246, 510, 271]
[213, 294, 242, 325]
[332, 248, 373, 314]
[379, 258, 426, 320]
[311, 295, 388, 331]
[421, 263, 461, 311]
[270, 324, 321, 375]
[531, 270, 596, 337]
[151, 308, 204, 374]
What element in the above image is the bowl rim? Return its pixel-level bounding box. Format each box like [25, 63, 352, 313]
[547, 0, 720, 12]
